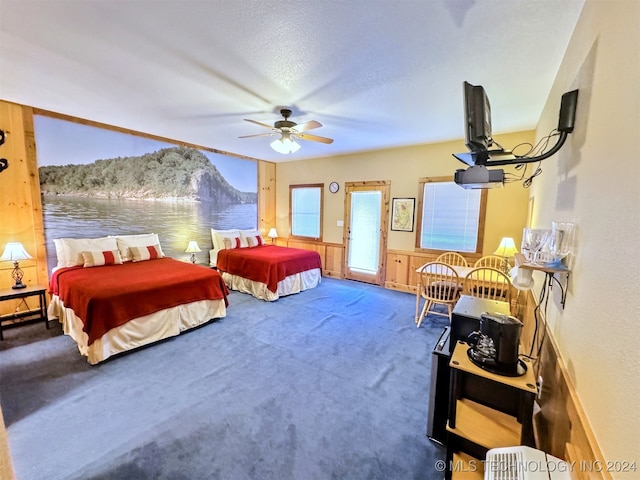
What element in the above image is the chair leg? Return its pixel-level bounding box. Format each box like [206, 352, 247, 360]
[416, 300, 431, 328]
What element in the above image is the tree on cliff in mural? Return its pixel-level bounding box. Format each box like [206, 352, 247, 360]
[38, 147, 256, 204]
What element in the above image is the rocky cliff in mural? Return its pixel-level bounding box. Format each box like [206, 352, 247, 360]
[39, 146, 256, 204]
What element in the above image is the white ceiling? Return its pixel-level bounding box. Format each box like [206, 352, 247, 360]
[0, 0, 584, 163]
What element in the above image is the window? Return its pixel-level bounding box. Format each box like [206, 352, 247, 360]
[416, 177, 487, 253]
[290, 184, 323, 240]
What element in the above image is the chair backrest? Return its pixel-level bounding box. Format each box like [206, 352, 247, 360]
[474, 255, 507, 270]
[463, 267, 512, 302]
[418, 262, 460, 302]
[435, 251, 468, 267]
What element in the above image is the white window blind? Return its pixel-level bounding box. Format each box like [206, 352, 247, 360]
[291, 186, 321, 239]
[420, 181, 481, 252]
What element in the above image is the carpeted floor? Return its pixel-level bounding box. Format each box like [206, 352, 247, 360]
[0, 277, 449, 480]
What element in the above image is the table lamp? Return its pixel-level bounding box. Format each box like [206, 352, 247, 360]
[1, 242, 33, 289]
[493, 237, 518, 274]
[267, 228, 278, 244]
[185, 240, 201, 264]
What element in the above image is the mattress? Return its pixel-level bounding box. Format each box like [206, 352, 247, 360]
[220, 268, 321, 301]
[49, 296, 226, 364]
[48, 258, 229, 363]
[215, 244, 323, 301]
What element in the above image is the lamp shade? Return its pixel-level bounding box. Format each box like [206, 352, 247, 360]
[267, 228, 278, 239]
[510, 266, 535, 291]
[0, 242, 32, 262]
[493, 237, 518, 258]
[270, 134, 301, 154]
[185, 241, 201, 253]
[510, 252, 534, 290]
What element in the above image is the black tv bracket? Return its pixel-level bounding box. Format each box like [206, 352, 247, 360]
[453, 89, 579, 167]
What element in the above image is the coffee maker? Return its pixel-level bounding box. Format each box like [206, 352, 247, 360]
[467, 312, 525, 376]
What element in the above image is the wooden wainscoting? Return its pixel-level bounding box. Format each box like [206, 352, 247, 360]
[385, 249, 482, 293]
[276, 243, 485, 290]
[282, 239, 344, 278]
[517, 290, 610, 480]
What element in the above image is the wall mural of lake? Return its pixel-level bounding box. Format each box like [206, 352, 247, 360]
[34, 116, 258, 270]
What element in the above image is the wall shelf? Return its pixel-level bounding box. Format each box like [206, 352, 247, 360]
[518, 263, 570, 308]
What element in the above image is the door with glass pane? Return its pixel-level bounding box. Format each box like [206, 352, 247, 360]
[344, 181, 390, 285]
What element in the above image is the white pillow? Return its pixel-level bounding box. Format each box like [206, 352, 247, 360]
[240, 229, 264, 248]
[211, 229, 240, 250]
[56, 237, 119, 268]
[112, 233, 164, 262]
[53, 239, 67, 268]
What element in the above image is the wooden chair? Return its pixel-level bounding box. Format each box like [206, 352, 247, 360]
[435, 251, 468, 267]
[463, 267, 512, 303]
[474, 255, 508, 271]
[416, 262, 460, 327]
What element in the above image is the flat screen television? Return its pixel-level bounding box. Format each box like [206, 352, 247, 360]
[464, 81, 493, 152]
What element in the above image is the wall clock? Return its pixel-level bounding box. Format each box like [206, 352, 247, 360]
[329, 181, 339, 193]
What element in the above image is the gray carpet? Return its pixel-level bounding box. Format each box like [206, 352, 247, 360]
[0, 277, 448, 480]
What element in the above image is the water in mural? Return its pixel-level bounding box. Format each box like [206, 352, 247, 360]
[42, 195, 256, 269]
[34, 115, 258, 271]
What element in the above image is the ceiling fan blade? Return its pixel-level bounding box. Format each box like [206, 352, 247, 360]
[292, 120, 322, 133]
[243, 118, 275, 129]
[296, 132, 334, 144]
[238, 132, 276, 139]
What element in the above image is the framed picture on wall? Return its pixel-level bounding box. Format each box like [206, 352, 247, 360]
[391, 197, 415, 232]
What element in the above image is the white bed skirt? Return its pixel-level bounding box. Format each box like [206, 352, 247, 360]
[48, 295, 227, 364]
[221, 267, 321, 301]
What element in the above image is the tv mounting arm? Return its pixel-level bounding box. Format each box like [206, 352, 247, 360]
[461, 130, 570, 167]
[453, 89, 579, 169]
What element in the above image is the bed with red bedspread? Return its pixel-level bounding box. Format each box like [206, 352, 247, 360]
[216, 244, 322, 301]
[48, 258, 229, 364]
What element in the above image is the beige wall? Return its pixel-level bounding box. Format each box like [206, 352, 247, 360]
[528, 0, 639, 470]
[276, 131, 533, 254]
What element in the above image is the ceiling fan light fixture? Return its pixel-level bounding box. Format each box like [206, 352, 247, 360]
[270, 133, 301, 154]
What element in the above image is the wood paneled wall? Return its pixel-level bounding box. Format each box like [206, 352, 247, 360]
[258, 160, 276, 234]
[281, 238, 344, 278]
[385, 249, 482, 293]
[0, 101, 48, 315]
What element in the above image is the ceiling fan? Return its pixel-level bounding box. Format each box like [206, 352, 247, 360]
[239, 108, 334, 154]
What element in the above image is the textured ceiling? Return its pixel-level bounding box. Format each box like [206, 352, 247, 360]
[0, 0, 584, 162]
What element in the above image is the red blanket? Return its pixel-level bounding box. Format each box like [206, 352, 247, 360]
[49, 258, 229, 345]
[217, 245, 322, 293]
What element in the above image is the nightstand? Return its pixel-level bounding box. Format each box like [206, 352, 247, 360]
[0, 285, 48, 340]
